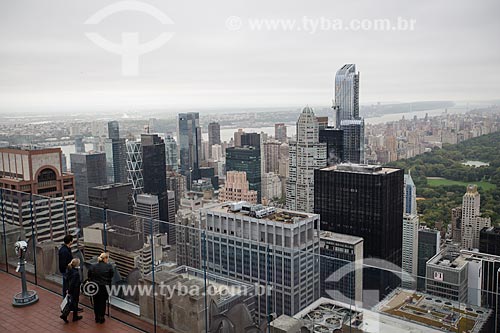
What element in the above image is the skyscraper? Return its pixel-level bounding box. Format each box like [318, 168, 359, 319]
[334, 64, 364, 164]
[203, 202, 320, 317]
[334, 64, 359, 128]
[274, 123, 287, 143]
[105, 121, 128, 183]
[74, 135, 85, 153]
[134, 193, 160, 239]
[402, 173, 419, 288]
[0, 146, 77, 244]
[126, 139, 143, 204]
[208, 122, 221, 157]
[164, 134, 178, 172]
[177, 113, 201, 186]
[286, 106, 327, 213]
[480, 227, 500, 256]
[417, 228, 440, 290]
[88, 183, 133, 228]
[315, 164, 404, 265]
[225, 146, 261, 202]
[70, 151, 108, 227]
[319, 127, 344, 165]
[240, 132, 260, 148]
[315, 164, 404, 302]
[461, 185, 491, 250]
[340, 119, 365, 164]
[262, 140, 281, 174]
[141, 134, 168, 233]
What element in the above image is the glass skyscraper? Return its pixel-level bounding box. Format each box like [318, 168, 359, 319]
[334, 64, 359, 128]
[177, 112, 201, 186]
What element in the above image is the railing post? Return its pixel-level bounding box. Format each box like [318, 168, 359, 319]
[150, 218, 157, 333]
[0, 188, 8, 273]
[29, 194, 37, 285]
[202, 230, 208, 333]
[63, 200, 68, 235]
[102, 208, 107, 252]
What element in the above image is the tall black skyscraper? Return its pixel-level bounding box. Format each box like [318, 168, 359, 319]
[226, 146, 261, 202]
[141, 134, 168, 233]
[240, 132, 260, 148]
[314, 164, 403, 265]
[480, 227, 500, 256]
[106, 121, 128, 183]
[208, 122, 221, 158]
[319, 127, 344, 165]
[315, 164, 403, 303]
[178, 113, 201, 186]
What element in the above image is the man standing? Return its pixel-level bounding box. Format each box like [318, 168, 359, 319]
[58, 234, 74, 297]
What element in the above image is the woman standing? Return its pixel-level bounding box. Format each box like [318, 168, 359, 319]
[60, 258, 82, 323]
[88, 252, 114, 324]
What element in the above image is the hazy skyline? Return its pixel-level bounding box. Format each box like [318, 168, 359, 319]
[1, 0, 499, 112]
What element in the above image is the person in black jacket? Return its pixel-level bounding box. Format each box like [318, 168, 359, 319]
[60, 258, 83, 323]
[88, 252, 114, 324]
[58, 234, 73, 297]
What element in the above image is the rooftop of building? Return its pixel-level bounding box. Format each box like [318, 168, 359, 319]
[320, 231, 363, 245]
[208, 201, 317, 224]
[481, 226, 500, 234]
[320, 163, 401, 175]
[143, 266, 254, 305]
[374, 288, 492, 333]
[427, 246, 467, 270]
[293, 297, 441, 333]
[91, 183, 132, 190]
[0, 145, 62, 153]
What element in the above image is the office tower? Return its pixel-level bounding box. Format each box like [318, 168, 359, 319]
[315, 164, 404, 266]
[480, 227, 500, 256]
[166, 190, 176, 244]
[425, 246, 469, 303]
[211, 144, 223, 161]
[201, 140, 210, 163]
[88, 183, 133, 228]
[105, 121, 128, 183]
[451, 206, 462, 243]
[141, 134, 168, 233]
[274, 123, 287, 143]
[177, 112, 201, 185]
[166, 171, 186, 212]
[61, 153, 68, 172]
[164, 134, 178, 172]
[208, 122, 221, 157]
[199, 166, 218, 190]
[261, 172, 282, 204]
[226, 146, 261, 202]
[340, 119, 365, 164]
[218, 171, 258, 204]
[461, 250, 500, 333]
[334, 64, 359, 128]
[461, 185, 491, 250]
[74, 135, 85, 153]
[203, 202, 320, 317]
[108, 120, 120, 140]
[233, 129, 245, 147]
[319, 127, 344, 165]
[126, 140, 143, 204]
[70, 151, 107, 227]
[0, 147, 77, 244]
[320, 231, 363, 305]
[417, 228, 440, 290]
[134, 194, 160, 238]
[334, 64, 364, 164]
[262, 140, 281, 174]
[402, 173, 419, 288]
[316, 116, 329, 130]
[240, 132, 260, 148]
[278, 142, 289, 179]
[286, 106, 327, 213]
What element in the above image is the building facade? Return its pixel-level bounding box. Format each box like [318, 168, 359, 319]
[286, 106, 327, 213]
[461, 185, 491, 250]
[177, 112, 201, 184]
[218, 171, 258, 204]
[225, 146, 261, 202]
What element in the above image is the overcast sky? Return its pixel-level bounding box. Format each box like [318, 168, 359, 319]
[0, 0, 499, 113]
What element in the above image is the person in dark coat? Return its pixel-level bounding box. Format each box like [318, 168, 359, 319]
[58, 234, 73, 297]
[60, 258, 83, 323]
[88, 252, 114, 324]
